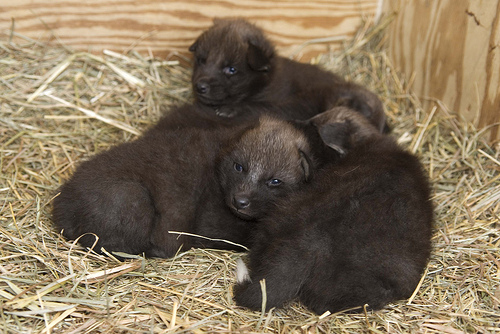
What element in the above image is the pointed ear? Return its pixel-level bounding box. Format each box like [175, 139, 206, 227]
[189, 41, 198, 52]
[299, 150, 313, 182]
[247, 41, 271, 72]
[318, 122, 350, 156]
[212, 17, 227, 26]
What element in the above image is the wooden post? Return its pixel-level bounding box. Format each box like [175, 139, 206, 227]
[384, 0, 500, 142]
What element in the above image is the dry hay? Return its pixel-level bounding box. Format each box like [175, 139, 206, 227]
[1, 17, 499, 334]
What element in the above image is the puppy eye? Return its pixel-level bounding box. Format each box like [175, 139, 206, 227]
[223, 66, 237, 76]
[267, 179, 282, 187]
[234, 163, 244, 172]
[197, 57, 206, 65]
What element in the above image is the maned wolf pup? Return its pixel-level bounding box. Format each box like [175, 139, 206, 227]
[52, 104, 314, 258]
[234, 107, 433, 314]
[189, 18, 388, 132]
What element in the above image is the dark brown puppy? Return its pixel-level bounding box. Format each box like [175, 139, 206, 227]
[189, 18, 388, 132]
[52, 104, 314, 258]
[234, 107, 433, 314]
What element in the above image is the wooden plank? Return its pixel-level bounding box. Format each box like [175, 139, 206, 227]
[0, 0, 378, 61]
[384, 0, 500, 142]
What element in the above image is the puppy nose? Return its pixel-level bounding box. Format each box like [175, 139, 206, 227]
[196, 82, 209, 94]
[233, 195, 250, 210]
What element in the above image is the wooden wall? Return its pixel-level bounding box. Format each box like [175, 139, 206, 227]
[0, 0, 379, 61]
[384, 0, 500, 142]
[3, 0, 498, 140]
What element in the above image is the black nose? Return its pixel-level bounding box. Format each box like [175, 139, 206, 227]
[233, 195, 250, 210]
[196, 82, 209, 94]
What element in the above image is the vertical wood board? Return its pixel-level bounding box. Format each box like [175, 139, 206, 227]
[385, 0, 500, 142]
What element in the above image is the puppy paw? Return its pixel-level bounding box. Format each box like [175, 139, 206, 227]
[215, 106, 239, 118]
[236, 258, 251, 283]
[233, 280, 262, 310]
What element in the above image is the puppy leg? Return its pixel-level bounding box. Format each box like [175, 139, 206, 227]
[146, 202, 196, 258]
[233, 248, 309, 311]
[300, 267, 397, 315]
[53, 179, 156, 256]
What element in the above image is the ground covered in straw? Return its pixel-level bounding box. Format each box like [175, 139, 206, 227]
[1, 19, 499, 333]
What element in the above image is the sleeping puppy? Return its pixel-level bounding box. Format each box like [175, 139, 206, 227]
[234, 107, 433, 314]
[189, 18, 388, 132]
[52, 104, 315, 258]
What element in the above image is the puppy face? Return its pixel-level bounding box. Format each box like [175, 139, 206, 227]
[189, 18, 275, 106]
[218, 116, 312, 220]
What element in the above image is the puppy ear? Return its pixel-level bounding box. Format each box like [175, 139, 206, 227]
[189, 41, 198, 52]
[247, 41, 271, 72]
[213, 17, 227, 26]
[299, 150, 312, 182]
[335, 86, 388, 134]
[318, 122, 350, 156]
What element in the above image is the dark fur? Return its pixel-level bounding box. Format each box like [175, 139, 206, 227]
[234, 107, 433, 314]
[189, 18, 388, 132]
[52, 104, 314, 258]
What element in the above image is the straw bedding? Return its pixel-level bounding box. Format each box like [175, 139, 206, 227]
[1, 18, 499, 333]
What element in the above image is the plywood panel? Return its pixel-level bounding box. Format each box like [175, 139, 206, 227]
[0, 0, 378, 60]
[384, 0, 500, 142]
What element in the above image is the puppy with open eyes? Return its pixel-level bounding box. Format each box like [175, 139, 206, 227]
[234, 107, 433, 314]
[52, 104, 315, 258]
[189, 18, 389, 132]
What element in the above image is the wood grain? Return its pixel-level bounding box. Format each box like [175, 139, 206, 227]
[0, 0, 378, 61]
[384, 0, 500, 142]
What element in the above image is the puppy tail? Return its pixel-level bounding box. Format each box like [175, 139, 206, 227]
[236, 258, 251, 283]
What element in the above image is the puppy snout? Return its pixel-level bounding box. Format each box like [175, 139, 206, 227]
[233, 195, 250, 210]
[196, 81, 210, 94]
